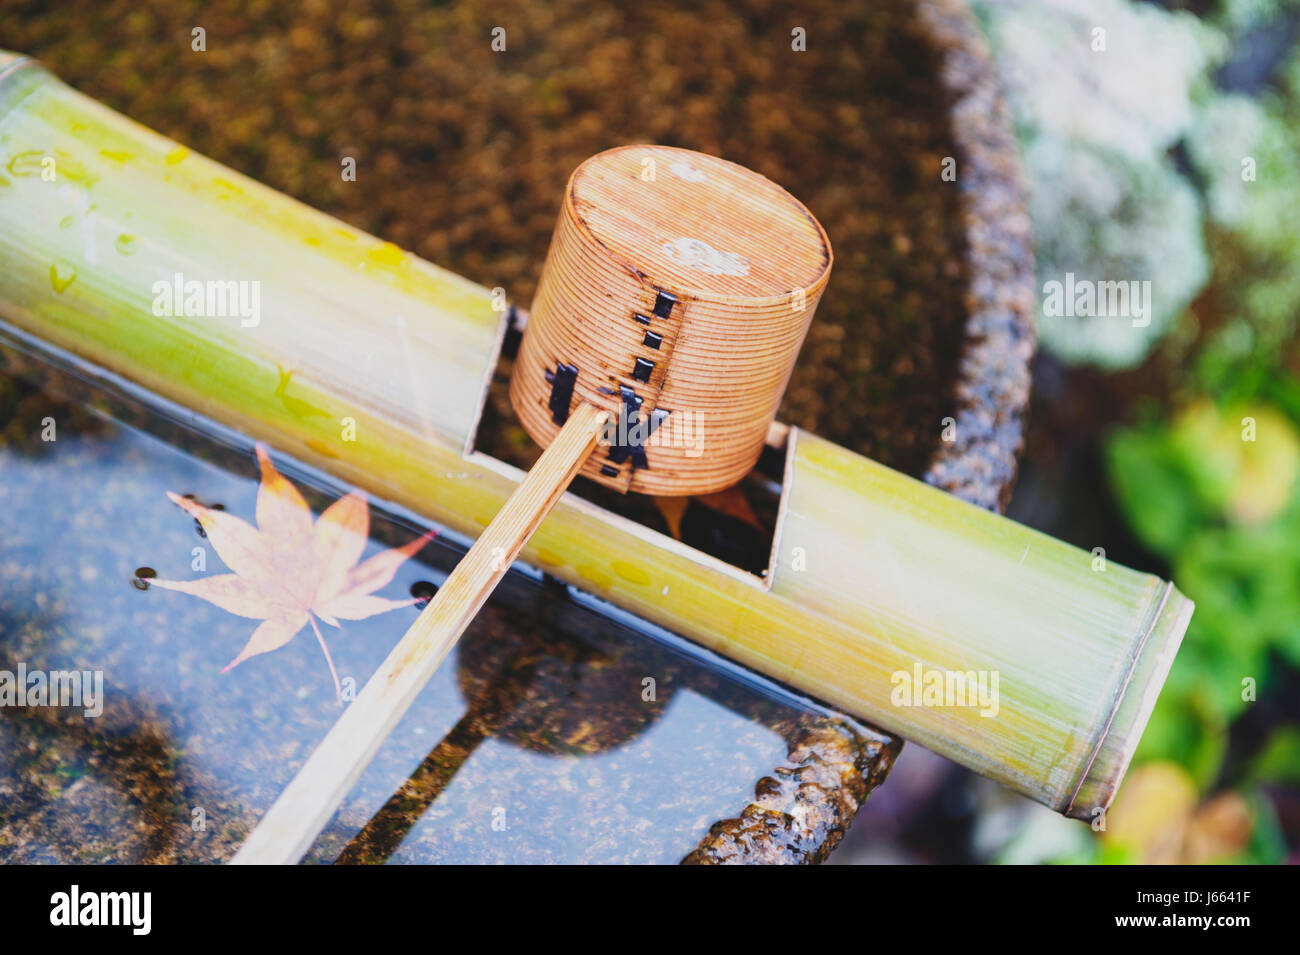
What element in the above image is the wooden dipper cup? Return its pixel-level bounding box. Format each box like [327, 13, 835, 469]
[512, 144, 832, 495]
[234, 145, 831, 863]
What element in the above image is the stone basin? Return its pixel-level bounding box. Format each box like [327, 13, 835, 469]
[0, 0, 1034, 864]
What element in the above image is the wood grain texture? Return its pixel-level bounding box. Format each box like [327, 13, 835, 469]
[512, 145, 831, 496]
[231, 403, 608, 864]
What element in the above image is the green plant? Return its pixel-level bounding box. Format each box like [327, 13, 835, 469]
[1107, 401, 1300, 790]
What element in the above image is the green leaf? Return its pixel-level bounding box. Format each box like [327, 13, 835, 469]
[1243, 727, 1300, 787]
[1134, 684, 1228, 790]
[1106, 427, 1201, 556]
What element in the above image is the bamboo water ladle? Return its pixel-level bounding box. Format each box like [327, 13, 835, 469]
[233, 145, 832, 863]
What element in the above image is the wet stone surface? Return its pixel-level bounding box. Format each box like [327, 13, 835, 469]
[0, 358, 895, 863]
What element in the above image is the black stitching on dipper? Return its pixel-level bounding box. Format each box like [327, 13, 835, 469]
[546, 362, 578, 425]
[652, 291, 677, 319]
[607, 386, 642, 467]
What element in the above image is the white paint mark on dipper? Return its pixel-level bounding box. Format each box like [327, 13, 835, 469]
[661, 237, 750, 277]
[669, 162, 706, 183]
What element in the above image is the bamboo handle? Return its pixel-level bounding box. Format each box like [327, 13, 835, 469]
[231, 402, 609, 864]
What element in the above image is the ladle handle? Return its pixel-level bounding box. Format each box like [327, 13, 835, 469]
[232, 402, 609, 864]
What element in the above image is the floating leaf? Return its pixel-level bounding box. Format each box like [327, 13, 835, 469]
[151, 444, 434, 699]
[696, 486, 764, 532]
[653, 486, 764, 541]
[652, 496, 689, 539]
